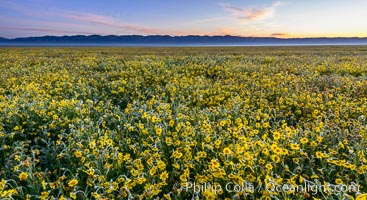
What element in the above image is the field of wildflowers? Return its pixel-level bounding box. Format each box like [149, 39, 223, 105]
[0, 46, 367, 199]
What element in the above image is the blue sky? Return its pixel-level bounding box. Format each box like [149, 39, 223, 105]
[1, 0, 367, 38]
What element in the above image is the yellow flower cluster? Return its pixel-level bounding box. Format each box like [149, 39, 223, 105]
[0, 47, 367, 199]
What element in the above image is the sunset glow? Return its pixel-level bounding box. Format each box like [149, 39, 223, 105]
[1, 0, 367, 38]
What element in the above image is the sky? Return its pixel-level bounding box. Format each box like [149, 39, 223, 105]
[1, 0, 367, 38]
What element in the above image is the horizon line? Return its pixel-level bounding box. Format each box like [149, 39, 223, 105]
[2, 34, 367, 40]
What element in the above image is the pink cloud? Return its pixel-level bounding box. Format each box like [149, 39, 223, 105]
[1, 1, 247, 36]
[219, 2, 282, 21]
[0, 1, 163, 35]
[0, 26, 95, 35]
[62, 12, 162, 34]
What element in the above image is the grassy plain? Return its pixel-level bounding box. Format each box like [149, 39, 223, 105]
[1, 46, 367, 199]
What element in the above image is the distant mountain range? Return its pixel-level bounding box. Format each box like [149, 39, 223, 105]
[1, 35, 367, 46]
